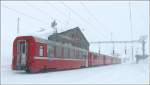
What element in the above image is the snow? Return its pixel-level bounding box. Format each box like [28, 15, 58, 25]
[1, 1, 149, 84]
[1, 58, 149, 84]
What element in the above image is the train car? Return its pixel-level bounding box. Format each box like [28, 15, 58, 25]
[112, 57, 122, 64]
[97, 54, 104, 65]
[12, 36, 88, 73]
[112, 57, 117, 64]
[104, 55, 112, 65]
[88, 52, 104, 67]
[116, 58, 121, 64]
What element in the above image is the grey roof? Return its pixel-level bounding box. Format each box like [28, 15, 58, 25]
[48, 27, 89, 50]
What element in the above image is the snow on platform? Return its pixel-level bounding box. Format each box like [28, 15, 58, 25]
[1, 60, 149, 84]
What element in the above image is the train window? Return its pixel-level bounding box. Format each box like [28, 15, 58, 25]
[61, 47, 64, 58]
[76, 50, 79, 59]
[56, 46, 61, 58]
[81, 51, 84, 59]
[79, 51, 81, 59]
[63, 47, 69, 58]
[64, 47, 67, 58]
[78, 51, 81, 59]
[39, 45, 44, 57]
[75, 49, 78, 59]
[20, 43, 25, 54]
[82, 52, 86, 59]
[70, 48, 74, 59]
[68, 48, 70, 58]
[74, 49, 76, 58]
[48, 45, 54, 58]
[75, 49, 77, 59]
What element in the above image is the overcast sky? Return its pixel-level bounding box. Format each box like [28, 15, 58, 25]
[1, 1, 149, 59]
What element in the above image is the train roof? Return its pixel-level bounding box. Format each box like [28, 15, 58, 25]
[89, 51, 116, 57]
[15, 36, 88, 52]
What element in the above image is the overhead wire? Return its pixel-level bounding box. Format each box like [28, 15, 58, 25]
[61, 2, 91, 30]
[2, 5, 50, 26]
[24, 1, 69, 33]
[4, 2, 109, 40]
[46, 1, 73, 31]
[2, 5, 56, 36]
[80, 2, 109, 29]
[61, 2, 91, 25]
[46, 2, 91, 39]
[61, 1, 107, 39]
[80, 1, 111, 37]
[79, 1, 112, 53]
[24, 1, 67, 26]
[47, 1, 86, 31]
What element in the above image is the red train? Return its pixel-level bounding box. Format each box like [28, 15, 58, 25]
[12, 36, 121, 73]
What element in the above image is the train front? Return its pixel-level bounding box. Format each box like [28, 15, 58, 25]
[12, 36, 36, 72]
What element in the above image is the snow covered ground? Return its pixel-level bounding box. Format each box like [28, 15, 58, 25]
[1, 58, 149, 84]
[1, 1, 149, 84]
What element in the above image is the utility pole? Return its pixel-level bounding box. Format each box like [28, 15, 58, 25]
[17, 17, 20, 35]
[124, 43, 127, 55]
[139, 36, 147, 57]
[129, 1, 134, 62]
[111, 32, 115, 55]
[142, 40, 145, 57]
[98, 43, 101, 56]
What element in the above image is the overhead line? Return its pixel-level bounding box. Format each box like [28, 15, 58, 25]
[47, 1, 82, 30]
[61, 2, 106, 39]
[25, 1, 66, 25]
[90, 40, 140, 44]
[61, 2, 90, 25]
[80, 2, 111, 32]
[80, 1, 110, 39]
[2, 5, 54, 35]
[47, 1, 67, 16]
[46, 1, 73, 30]
[2, 5, 49, 25]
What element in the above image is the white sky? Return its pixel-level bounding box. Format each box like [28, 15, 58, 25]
[1, 1, 149, 58]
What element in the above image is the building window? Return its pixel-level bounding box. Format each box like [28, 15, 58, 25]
[40, 45, 44, 57]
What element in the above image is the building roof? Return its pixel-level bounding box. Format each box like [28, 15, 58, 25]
[48, 27, 89, 50]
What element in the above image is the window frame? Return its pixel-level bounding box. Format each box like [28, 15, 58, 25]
[39, 45, 44, 57]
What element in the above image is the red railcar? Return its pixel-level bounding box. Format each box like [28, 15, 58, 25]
[112, 57, 116, 64]
[112, 57, 121, 64]
[12, 36, 121, 73]
[88, 52, 104, 67]
[116, 58, 121, 64]
[104, 55, 112, 65]
[12, 36, 88, 73]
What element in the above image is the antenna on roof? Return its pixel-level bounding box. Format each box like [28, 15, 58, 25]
[51, 20, 58, 34]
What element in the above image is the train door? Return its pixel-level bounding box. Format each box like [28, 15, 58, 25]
[16, 40, 28, 69]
